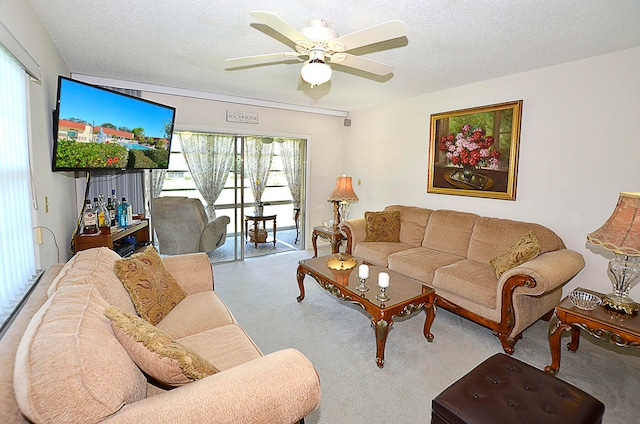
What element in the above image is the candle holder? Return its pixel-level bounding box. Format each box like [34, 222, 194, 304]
[356, 277, 369, 293]
[375, 286, 390, 302]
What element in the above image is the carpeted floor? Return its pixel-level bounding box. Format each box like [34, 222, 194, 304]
[208, 228, 301, 263]
[213, 248, 640, 424]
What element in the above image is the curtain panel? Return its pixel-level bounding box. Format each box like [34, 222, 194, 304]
[244, 137, 274, 206]
[179, 132, 235, 219]
[279, 138, 303, 208]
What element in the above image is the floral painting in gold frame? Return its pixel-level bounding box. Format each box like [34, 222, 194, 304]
[427, 100, 523, 200]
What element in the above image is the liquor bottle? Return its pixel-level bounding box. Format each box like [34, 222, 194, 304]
[118, 197, 131, 227]
[111, 189, 120, 225]
[106, 197, 116, 226]
[82, 199, 98, 234]
[94, 197, 106, 228]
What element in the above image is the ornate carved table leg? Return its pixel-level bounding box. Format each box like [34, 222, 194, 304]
[373, 318, 390, 368]
[567, 326, 580, 352]
[423, 301, 436, 342]
[330, 237, 340, 254]
[311, 230, 319, 257]
[296, 265, 306, 302]
[545, 313, 573, 375]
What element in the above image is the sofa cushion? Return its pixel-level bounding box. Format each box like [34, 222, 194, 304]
[354, 242, 414, 267]
[467, 217, 565, 263]
[490, 232, 541, 278]
[104, 307, 218, 387]
[177, 324, 263, 371]
[114, 246, 187, 325]
[156, 291, 237, 339]
[388, 247, 464, 284]
[46, 247, 136, 314]
[14, 285, 146, 424]
[422, 210, 479, 257]
[385, 205, 433, 246]
[433, 260, 499, 309]
[364, 211, 401, 242]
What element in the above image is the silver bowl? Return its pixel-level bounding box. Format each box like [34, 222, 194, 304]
[569, 290, 602, 310]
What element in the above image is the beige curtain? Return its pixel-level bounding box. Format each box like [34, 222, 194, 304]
[279, 138, 303, 208]
[245, 137, 274, 205]
[179, 132, 235, 219]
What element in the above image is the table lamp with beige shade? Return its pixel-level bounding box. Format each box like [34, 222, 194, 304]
[586, 191, 640, 314]
[327, 175, 358, 225]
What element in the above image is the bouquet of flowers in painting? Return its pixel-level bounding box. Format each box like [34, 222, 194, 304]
[438, 124, 501, 169]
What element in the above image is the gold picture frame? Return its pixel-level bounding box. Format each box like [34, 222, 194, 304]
[427, 100, 523, 200]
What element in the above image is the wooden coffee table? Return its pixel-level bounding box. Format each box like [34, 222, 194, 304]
[296, 254, 436, 368]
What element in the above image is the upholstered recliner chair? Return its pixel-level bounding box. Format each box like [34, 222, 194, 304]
[152, 197, 230, 255]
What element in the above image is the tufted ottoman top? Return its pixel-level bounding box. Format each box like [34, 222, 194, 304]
[432, 353, 604, 424]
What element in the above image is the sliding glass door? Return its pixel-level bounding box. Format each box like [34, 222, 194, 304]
[159, 131, 306, 262]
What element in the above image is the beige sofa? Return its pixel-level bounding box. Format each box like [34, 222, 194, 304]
[340, 205, 584, 354]
[1, 247, 320, 424]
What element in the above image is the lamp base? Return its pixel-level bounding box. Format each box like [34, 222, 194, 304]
[602, 294, 639, 315]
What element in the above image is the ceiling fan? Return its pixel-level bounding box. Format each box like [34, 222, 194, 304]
[226, 11, 408, 87]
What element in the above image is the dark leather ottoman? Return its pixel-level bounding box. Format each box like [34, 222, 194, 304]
[432, 353, 604, 424]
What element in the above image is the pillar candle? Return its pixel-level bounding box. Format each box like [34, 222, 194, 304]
[378, 272, 390, 288]
[358, 264, 369, 279]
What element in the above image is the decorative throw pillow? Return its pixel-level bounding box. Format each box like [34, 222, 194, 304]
[104, 306, 218, 386]
[490, 231, 541, 278]
[114, 245, 187, 325]
[364, 211, 401, 242]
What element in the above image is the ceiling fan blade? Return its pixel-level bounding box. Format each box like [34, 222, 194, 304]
[250, 11, 308, 44]
[329, 53, 394, 76]
[226, 52, 302, 63]
[331, 20, 408, 51]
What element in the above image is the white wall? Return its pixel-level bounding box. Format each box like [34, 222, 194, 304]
[345, 46, 640, 298]
[0, 1, 74, 269]
[134, 92, 347, 244]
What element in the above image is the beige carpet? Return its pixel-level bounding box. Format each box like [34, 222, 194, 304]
[213, 247, 640, 423]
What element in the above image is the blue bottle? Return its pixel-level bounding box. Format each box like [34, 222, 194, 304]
[118, 197, 130, 227]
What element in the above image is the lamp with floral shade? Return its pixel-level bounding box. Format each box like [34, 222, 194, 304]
[586, 192, 640, 314]
[327, 175, 358, 225]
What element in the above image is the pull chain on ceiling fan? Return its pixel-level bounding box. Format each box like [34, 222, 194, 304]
[226, 11, 408, 87]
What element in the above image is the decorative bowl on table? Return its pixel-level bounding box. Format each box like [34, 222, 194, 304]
[326, 253, 357, 270]
[569, 290, 602, 310]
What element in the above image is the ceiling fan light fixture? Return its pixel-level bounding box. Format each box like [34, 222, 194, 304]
[301, 59, 332, 87]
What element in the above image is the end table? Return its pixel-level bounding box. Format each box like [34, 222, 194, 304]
[545, 287, 640, 375]
[311, 226, 345, 257]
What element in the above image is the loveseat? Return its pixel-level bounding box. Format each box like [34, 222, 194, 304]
[340, 205, 584, 354]
[1, 247, 320, 423]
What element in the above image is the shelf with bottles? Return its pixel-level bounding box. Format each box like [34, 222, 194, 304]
[74, 216, 150, 254]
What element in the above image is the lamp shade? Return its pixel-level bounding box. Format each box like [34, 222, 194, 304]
[300, 60, 332, 87]
[586, 192, 640, 256]
[327, 175, 358, 203]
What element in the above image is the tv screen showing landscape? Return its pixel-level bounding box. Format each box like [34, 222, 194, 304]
[52, 76, 176, 171]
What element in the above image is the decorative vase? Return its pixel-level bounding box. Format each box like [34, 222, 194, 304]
[461, 164, 476, 182]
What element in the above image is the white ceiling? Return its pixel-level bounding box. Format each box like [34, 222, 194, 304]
[29, 0, 640, 113]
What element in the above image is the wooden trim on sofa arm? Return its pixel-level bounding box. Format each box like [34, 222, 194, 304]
[341, 225, 354, 255]
[436, 274, 544, 355]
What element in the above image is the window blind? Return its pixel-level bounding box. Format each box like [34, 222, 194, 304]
[0, 45, 38, 329]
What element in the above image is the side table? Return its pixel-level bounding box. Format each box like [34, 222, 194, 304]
[311, 226, 345, 257]
[244, 213, 277, 248]
[545, 287, 640, 375]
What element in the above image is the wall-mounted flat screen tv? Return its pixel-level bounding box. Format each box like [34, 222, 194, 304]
[52, 76, 176, 171]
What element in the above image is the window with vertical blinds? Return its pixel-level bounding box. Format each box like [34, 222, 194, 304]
[0, 45, 38, 330]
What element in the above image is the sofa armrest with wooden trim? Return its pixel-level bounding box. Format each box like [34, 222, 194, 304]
[340, 205, 584, 354]
[2, 247, 320, 424]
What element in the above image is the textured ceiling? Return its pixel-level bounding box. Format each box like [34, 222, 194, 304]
[29, 0, 640, 113]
